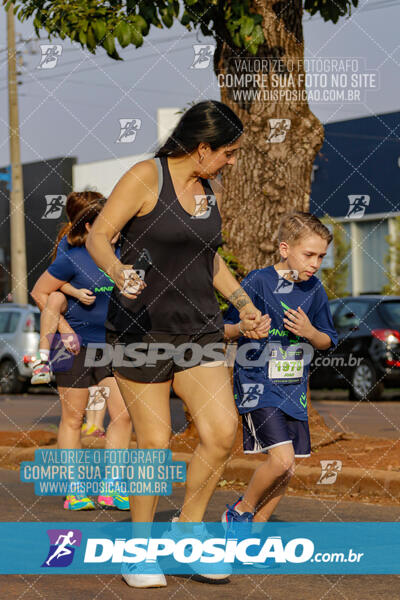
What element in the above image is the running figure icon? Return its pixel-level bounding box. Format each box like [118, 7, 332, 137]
[45, 531, 77, 566]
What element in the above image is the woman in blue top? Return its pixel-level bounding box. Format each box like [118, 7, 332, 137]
[31, 200, 132, 511]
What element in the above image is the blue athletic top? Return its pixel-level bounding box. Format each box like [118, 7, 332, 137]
[224, 266, 338, 421]
[55, 235, 69, 256]
[48, 237, 120, 345]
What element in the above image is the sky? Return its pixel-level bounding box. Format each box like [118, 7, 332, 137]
[0, 1, 399, 168]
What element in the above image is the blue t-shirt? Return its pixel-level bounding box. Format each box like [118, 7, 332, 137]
[55, 235, 70, 257]
[224, 266, 338, 421]
[48, 240, 119, 345]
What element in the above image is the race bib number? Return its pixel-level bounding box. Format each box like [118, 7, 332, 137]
[268, 347, 304, 384]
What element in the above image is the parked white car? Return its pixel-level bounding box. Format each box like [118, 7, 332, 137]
[0, 303, 41, 393]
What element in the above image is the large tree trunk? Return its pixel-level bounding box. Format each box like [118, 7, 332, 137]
[214, 0, 324, 269]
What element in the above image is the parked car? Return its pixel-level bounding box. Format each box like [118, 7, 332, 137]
[310, 295, 400, 401]
[0, 303, 41, 393]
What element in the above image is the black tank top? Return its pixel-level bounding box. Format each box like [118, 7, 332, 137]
[106, 156, 224, 336]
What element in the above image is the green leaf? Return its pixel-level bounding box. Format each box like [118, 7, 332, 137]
[181, 10, 192, 26]
[129, 23, 143, 46]
[248, 42, 258, 55]
[185, 0, 198, 5]
[103, 34, 116, 55]
[116, 21, 131, 47]
[232, 32, 241, 47]
[86, 26, 97, 51]
[240, 16, 254, 37]
[126, 0, 137, 14]
[252, 24, 264, 44]
[200, 22, 211, 36]
[161, 8, 173, 27]
[79, 30, 87, 45]
[92, 20, 106, 42]
[135, 14, 149, 34]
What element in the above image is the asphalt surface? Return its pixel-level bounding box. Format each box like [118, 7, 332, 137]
[1, 390, 400, 598]
[1, 468, 400, 600]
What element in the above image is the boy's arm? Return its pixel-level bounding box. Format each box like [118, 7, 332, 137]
[283, 306, 332, 350]
[305, 328, 332, 350]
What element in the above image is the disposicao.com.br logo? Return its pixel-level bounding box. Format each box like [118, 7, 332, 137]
[83, 534, 363, 568]
[0, 522, 394, 575]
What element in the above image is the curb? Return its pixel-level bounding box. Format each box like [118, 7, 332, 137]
[173, 452, 400, 500]
[2, 445, 399, 500]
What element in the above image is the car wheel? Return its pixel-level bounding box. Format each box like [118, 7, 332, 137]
[0, 359, 25, 394]
[349, 359, 383, 401]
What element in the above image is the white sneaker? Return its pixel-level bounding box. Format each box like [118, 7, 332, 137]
[122, 572, 167, 588]
[121, 562, 167, 588]
[166, 521, 231, 581]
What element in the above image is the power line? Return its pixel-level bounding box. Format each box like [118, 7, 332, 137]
[0, 42, 198, 88]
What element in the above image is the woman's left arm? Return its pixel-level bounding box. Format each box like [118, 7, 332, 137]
[211, 180, 261, 330]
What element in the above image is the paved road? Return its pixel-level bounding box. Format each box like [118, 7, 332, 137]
[1, 389, 400, 439]
[1, 468, 400, 600]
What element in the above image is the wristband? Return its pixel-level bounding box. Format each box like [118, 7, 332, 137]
[238, 321, 246, 336]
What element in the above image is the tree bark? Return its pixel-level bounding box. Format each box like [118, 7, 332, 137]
[214, 0, 324, 269]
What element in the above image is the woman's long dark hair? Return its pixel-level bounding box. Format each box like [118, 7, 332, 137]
[155, 100, 243, 158]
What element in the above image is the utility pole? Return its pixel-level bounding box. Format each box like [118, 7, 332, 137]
[7, 3, 28, 304]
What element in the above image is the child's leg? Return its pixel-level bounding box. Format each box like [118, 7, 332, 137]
[39, 291, 68, 354]
[85, 403, 107, 430]
[32, 292, 69, 384]
[236, 443, 295, 522]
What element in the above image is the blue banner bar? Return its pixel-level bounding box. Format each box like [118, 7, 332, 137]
[0, 522, 398, 574]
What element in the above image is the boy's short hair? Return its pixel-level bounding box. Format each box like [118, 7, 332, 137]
[278, 211, 333, 245]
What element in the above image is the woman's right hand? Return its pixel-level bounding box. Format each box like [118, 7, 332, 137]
[239, 304, 262, 332]
[242, 314, 271, 339]
[110, 262, 147, 299]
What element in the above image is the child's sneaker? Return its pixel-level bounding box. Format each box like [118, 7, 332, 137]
[222, 497, 254, 542]
[81, 424, 105, 437]
[30, 358, 51, 384]
[98, 493, 130, 510]
[91, 426, 105, 438]
[122, 560, 166, 588]
[63, 494, 95, 510]
[222, 496, 254, 523]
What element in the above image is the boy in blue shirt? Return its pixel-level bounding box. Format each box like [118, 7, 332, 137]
[222, 212, 338, 523]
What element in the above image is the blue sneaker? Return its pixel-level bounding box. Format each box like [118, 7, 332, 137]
[221, 497, 254, 523]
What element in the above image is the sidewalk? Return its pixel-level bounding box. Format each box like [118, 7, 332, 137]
[2, 409, 400, 502]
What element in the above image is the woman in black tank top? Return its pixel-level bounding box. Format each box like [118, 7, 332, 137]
[87, 101, 269, 588]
